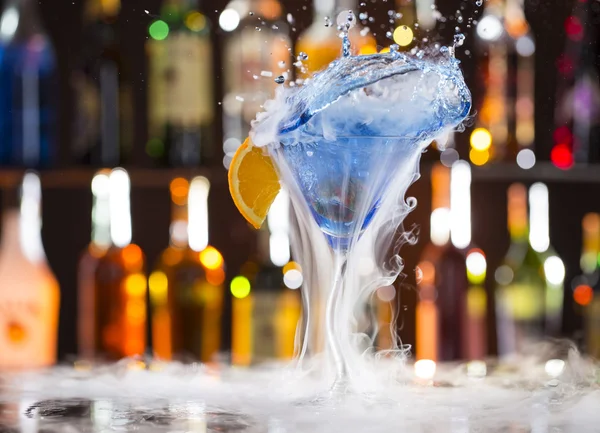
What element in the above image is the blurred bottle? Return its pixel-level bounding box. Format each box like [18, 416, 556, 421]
[569, 214, 600, 357]
[219, 0, 292, 169]
[231, 192, 301, 366]
[504, 0, 535, 160]
[471, 0, 508, 165]
[72, 0, 132, 166]
[78, 168, 146, 361]
[416, 162, 485, 362]
[0, 172, 60, 369]
[495, 183, 565, 357]
[295, 0, 376, 78]
[150, 177, 225, 362]
[553, 0, 600, 166]
[77, 169, 111, 359]
[146, 0, 214, 167]
[0, 0, 57, 167]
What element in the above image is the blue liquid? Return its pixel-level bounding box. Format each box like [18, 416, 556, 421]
[279, 137, 420, 249]
[0, 36, 57, 167]
[255, 49, 471, 249]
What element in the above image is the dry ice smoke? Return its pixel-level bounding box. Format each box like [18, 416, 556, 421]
[250, 50, 471, 393]
[2, 344, 600, 432]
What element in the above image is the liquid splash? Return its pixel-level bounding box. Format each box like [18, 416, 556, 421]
[250, 23, 471, 393]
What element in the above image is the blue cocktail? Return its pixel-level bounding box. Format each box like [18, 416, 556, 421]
[251, 47, 471, 393]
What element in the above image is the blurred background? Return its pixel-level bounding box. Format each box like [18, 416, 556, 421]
[0, 0, 598, 369]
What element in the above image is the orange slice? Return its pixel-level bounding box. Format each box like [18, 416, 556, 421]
[228, 137, 280, 229]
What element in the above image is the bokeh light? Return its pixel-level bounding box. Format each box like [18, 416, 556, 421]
[200, 246, 224, 270]
[231, 276, 251, 299]
[393, 25, 414, 47]
[470, 148, 490, 166]
[551, 143, 574, 170]
[574, 285, 593, 306]
[149, 20, 169, 41]
[470, 128, 492, 151]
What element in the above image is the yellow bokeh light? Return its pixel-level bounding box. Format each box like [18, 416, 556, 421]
[358, 44, 378, 55]
[200, 246, 224, 270]
[283, 261, 302, 274]
[149, 271, 168, 305]
[185, 12, 206, 32]
[125, 273, 147, 298]
[230, 276, 251, 299]
[393, 25, 414, 47]
[470, 148, 490, 166]
[470, 128, 493, 151]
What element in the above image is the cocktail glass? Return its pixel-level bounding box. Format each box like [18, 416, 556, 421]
[259, 54, 471, 394]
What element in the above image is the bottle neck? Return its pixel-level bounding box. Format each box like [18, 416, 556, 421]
[581, 214, 600, 274]
[430, 164, 450, 247]
[449, 162, 472, 249]
[109, 170, 132, 248]
[1, 205, 45, 264]
[91, 194, 111, 249]
[528, 183, 550, 253]
[507, 184, 528, 242]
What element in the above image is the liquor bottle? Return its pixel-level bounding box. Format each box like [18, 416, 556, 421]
[0, 172, 60, 369]
[569, 213, 600, 356]
[150, 176, 226, 362]
[295, 0, 376, 78]
[504, 0, 535, 159]
[0, 0, 57, 167]
[146, 0, 214, 167]
[78, 168, 146, 361]
[471, 0, 508, 164]
[553, 0, 600, 166]
[231, 192, 301, 366]
[220, 0, 292, 169]
[416, 162, 485, 362]
[72, 0, 132, 166]
[495, 183, 565, 357]
[77, 169, 112, 359]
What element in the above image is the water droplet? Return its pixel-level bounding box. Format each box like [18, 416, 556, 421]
[368, 16, 375, 22]
[454, 33, 465, 47]
[415, 266, 423, 284]
[360, 2, 366, 5]
[476, 0, 483, 6]
[390, 44, 399, 52]
[274, 75, 285, 84]
[388, 10, 395, 16]
[298, 52, 308, 61]
[324, 16, 333, 27]
[249, 11, 254, 15]
[359, 12, 368, 20]
[252, 75, 259, 80]
[396, 12, 403, 19]
[306, 151, 314, 157]
[272, 24, 279, 30]
[386, 31, 393, 39]
[457, 15, 463, 23]
[278, 60, 286, 68]
[287, 13, 294, 24]
[235, 96, 244, 102]
[255, 27, 261, 31]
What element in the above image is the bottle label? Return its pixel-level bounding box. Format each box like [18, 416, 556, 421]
[148, 33, 214, 128]
[252, 291, 278, 361]
[0, 287, 58, 368]
[498, 283, 544, 320]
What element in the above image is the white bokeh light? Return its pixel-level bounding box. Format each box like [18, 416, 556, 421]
[516, 149, 536, 170]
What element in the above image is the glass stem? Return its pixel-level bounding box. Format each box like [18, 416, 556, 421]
[326, 252, 348, 391]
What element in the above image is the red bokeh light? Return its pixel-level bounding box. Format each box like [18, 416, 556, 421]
[551, 143, 574, 170]
[574, 285, 593, 306]
[556, 55, 574, 76]
[553, 126, 573, 145]
[565, 16, 584, 41]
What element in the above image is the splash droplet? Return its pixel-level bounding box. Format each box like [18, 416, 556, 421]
[298, 52, 308, 61]
[275, 76, 285, 84]
[454, 33, 465, 47]
[415, 266, 423, 284]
